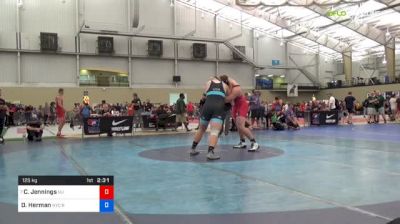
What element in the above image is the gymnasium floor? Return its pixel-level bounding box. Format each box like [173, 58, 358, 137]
[0, 124, 399, 224]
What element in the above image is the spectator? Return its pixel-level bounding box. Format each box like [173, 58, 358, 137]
[144, 99, 153, 112]
[132, 93, 142, 128]
[43, 102, 50, 126]
[389, 94, 398, 121]
[132, 93, 142, 112]
[285, 104, 300, 130]
[187, 101, 194, 121]
[397, 95, 400, 119]
[0, 89, 8, 144]
[272, 97, 282, 113]
[249, 90, 261, 128]
[101, 100, 110, 116]
[195, 94, 206, 130]
[26, 113, 44, 142]
[367, 91, 378, 124]
[175, 93, 191, 132]
[80, 100, 92, 120]
[376, 91, 387, 123]
[127, 103, 135, 116]
[49, 102, 56, 125]
[7, 103, 15, 126]
[344, 92, 356, 124]
[328, 93, 336, 111]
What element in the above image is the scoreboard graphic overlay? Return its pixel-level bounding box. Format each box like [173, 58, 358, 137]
[18, 176, 114, 213]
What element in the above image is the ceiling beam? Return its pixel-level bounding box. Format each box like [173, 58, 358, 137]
[376, 0, 400, 13]
[214, 0, 351, 56]
[306, 4, 394, 49]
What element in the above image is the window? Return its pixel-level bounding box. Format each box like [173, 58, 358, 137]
[79, 69, 129, 87]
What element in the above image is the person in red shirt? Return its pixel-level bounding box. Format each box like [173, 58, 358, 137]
[300, 102, 306, 112]
[187, 101, 194, 121]
[127, 103, 135, 116]
[55, 88, 65, 137]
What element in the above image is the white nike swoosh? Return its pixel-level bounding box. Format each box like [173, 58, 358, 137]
[326, 114, 335, 119]
[112, 119, 127, 126]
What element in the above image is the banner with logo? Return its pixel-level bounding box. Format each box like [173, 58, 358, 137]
[310, 111, 338, 125]
[287, 84, 298, 97]
[83, 116, 134, 135]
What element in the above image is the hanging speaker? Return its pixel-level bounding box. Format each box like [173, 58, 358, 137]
[98, 36, 114, 54]
[193, 43, 207, 59]
[233, 46, 246, 60]
[148, 40, 163, 56]
[173, 76, 181, 82]
[40, 32, 58, 51]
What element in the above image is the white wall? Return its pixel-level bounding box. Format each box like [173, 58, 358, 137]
[0, 0, 17, 49]
[20, 0, 76, 52]
[21, 54, 76, 85]
[0, 53, 17, 84]
[0, 0, 327, 88]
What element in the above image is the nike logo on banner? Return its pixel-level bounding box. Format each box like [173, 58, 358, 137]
[112, 120, 127, 126]
[326, 114, 335, 119]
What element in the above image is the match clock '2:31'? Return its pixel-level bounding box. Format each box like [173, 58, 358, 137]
[97, 177, 111, 184]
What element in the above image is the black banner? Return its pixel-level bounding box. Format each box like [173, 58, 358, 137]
[83, 116, 134, 135]
[310, 111, 339, 125]
[18, 176, 113, 185]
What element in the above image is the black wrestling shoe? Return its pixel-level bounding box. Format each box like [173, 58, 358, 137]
[190, 149, 200, 156]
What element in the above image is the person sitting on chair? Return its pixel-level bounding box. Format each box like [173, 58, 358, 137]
[26, 113, 44, 142]
[285, 104, 300, 130]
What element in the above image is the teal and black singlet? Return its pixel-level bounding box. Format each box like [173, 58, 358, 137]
[200, 81, 226, 125]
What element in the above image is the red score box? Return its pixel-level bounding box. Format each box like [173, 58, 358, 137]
[100, 186, 114, 200]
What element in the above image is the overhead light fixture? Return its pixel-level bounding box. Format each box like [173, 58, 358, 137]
[268, 74, 273, 77]
[17, 0, 23, 8]
[255, 32, 259, 38]
[280, 39, 284, 46]
[280, 75, 285, 78]
[255, 74, 260, 77]
[170, 0, 174, 7]
[382, 55, 387, 64]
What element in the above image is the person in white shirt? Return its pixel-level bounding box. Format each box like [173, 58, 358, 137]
[389, 94, 398, 120]
[329, 94, 336, 111]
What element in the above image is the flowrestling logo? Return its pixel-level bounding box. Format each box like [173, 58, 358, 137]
[326, 10, 347, 17]
[327, 9, 379, 19]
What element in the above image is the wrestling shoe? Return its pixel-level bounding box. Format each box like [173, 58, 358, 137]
[233, 142, 246, 149]
[190, 149, 200, 156]
[207, 150, 220, 160]
[248, 142, 260, 152]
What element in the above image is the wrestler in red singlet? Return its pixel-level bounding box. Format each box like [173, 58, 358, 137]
[220, 75, 259, 151]
[55, 88, 65, 137]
